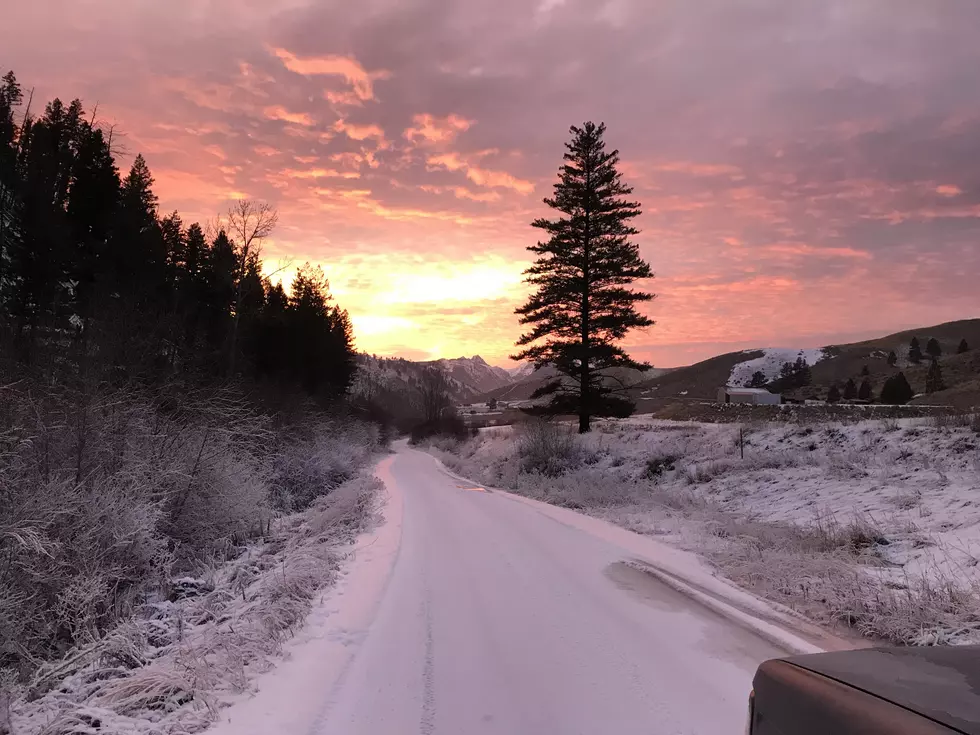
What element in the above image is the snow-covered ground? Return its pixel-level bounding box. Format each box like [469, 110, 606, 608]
[7, 475, 383, 735]
[219, 444, 819, 735]
[728, 347, 827, 386]
[429, 413, 980, 645]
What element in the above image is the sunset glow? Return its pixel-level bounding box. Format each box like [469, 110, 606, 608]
[5, 0, 978, 367]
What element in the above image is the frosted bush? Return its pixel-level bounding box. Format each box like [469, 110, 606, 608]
[516, 421, 583, 477]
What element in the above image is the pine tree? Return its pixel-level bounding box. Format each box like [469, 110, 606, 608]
[0, 71, 22, 278]
[925, 337, 942, 359]
[887, 350, 897, 366]
[926, 358, 945, 393]
[860, 364, 870, 377]
[958, 338, 970, 354]
[513, 122, 654, 433]
[843, 378, 857, 400]
[827, 385, 841, 403]
[747, 370, 767, 388]
[858, 379, 873, 401]
[908, 337, 922, 364]
[881, 372, 914, 404]
[794, 356, 812, 387]
[200, 230, 236, 358]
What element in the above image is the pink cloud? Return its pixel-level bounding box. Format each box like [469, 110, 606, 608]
[270, 47, 390, 102]
[263, 105, 315, 126]
[426, 152, 534, 194]
[404, 113, 474, 144]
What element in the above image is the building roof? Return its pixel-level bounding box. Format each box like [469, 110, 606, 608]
[723, 387, 774, 395]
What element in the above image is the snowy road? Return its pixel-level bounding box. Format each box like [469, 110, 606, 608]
[213, 443, 824, 735]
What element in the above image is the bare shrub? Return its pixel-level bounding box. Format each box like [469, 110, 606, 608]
[516, 421, 583, 477]
[517, 469, 638, 509]
[643, 454, 677, 479]
[0, 378, 378, 682]
[10, 472, 380, 734]
[889, 490, 922, 510]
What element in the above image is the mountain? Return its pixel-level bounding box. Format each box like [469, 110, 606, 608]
[506, 362, 536, 380]
[635, 318, 980, 406]
[351, 354, 516, 409]
[429, 356, 513, 397]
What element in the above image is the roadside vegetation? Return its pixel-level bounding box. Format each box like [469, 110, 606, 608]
[426, 414, 980, 646]
[0, 70, 387, 733]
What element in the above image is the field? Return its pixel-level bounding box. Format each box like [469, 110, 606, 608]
[427, 413, 980, 646]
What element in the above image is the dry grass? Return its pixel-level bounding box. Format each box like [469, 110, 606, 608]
[9, 474, 382, 735]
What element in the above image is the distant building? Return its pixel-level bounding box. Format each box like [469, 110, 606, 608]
[718, 387, 781, 405]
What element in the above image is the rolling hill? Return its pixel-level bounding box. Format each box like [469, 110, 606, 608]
[636, 318, 980, 406]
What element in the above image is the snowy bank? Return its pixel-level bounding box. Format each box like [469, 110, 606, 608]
[427, 414, 980, 646]
[7, 474, 383, 735]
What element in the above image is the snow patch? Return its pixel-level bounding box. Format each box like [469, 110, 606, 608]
[728, 348, 827, 387]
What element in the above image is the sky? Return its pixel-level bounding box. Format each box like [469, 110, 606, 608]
[3, 0, 979, 368]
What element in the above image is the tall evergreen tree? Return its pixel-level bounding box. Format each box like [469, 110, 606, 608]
[5, 98, 84, 358]
[887, 350, 898, 366]
[66, 125, 119, 335]
[858, 378, 873, 401]
[827, 384, 841, 403]
[0, 71, 22, 280]
[200, 230, 236, 360]
[881, 372, 914, 404]
[860, 364, 870, 377]
[908, 337, 923, 364]
[843, 377, 857, 400]
[513, 122, 654, 433]
[958, 338, 970, 354]
[925, 337, 942, 359]
[926, 358, 945, 393]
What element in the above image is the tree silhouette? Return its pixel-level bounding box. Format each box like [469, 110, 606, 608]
[827, 385, 841, 403]
[925, 338, 942, 359]
[881, 373, 914, 405]
[0, 67, 358, 404]
[858, 379, 873, 401]
[908, 337, 923, 364]
[843, 378, 857, 400]
[926, 358, 945, 394]
[887, 350, 898, 366]
[958, 339, 970, 354]
[513, 122, 654, 433]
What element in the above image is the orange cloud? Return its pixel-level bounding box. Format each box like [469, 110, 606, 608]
[286, 167, 361, 180]
[271, 47, 391, 101]
[426, 152, 534, 194]
[936, 184, 962, 197]
[419, 184, 501, 202]
[263, 105, 315, 126]
[334, 119, 387, 143]
[404, 113, 473, 144]
[253, 144, 279, 157]
[765, 242, 871, 260]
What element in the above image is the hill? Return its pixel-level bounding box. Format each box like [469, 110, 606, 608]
[637, 319, 980, 407]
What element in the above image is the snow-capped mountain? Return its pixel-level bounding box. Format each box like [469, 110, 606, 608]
[506, 362, 536, 380]
[352, 354, 516, 404]
[427, 356, 513, 397]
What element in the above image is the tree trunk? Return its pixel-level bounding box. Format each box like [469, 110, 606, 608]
[580, 294, 590, 434]
[580, 171, 591, 435]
